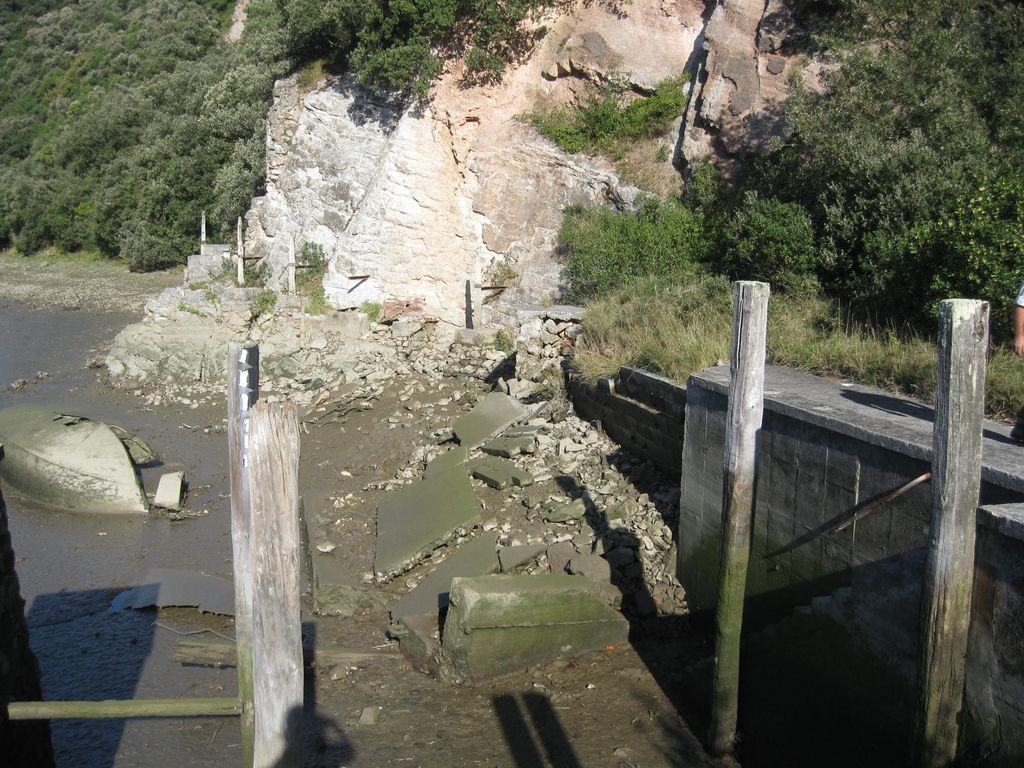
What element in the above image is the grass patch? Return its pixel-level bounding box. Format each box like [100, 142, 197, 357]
[250, 288, 277, 321]
[296, 242, 329, 314]
[575, 277, 1024, 420]
[178, 301, 207, 317]
[528, 75, 688, 157]
[360, 301, 382, 323]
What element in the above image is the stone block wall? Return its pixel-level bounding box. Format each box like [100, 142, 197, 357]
[677, 364, 1024, 620]
[967, 505, 1024, 764]
[567, 366, 687, 477]
[0, 485, 54, 766]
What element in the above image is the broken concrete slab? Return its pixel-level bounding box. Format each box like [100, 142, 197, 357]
[439, 574, 629, 684]
[546, 541, 577, 574]
[111, 568, 234, 615]
[498, 544, 547, 573]
[543, 498, 586, 523]
[469, 456, 534, 489]
[153, 471, 185, 510]
[374, 467, 480, 581]
[481, 434, 537, 458]
[391, 535, 499, 623]
[452, 392, 527, 449]
[424, 445, 468, 479]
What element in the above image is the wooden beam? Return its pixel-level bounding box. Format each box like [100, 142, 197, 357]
[7, 697, 241, 720]
[248, 401, 303, 768]
[287, 238, 296, 294]
[227, 342, 259, 765]
[709, 280, 770, 757]
[914, 299, 989, 768]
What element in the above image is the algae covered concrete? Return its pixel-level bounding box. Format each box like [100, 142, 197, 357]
[452, 392, 527, 449]
[439, 575, 628, 684]
[374, 466, 480, 581]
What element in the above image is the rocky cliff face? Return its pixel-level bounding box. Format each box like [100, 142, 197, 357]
[682, 0, 823, 175]
[244, 0, 703, 326]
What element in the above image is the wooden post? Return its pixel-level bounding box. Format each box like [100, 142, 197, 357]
[288, 238, 296, 294]
[248, 401, 303, 768]
[201, 211, 207, 244]
[915, 299, 989, 768]
[709, 280, 770, 756]
[227, 342, 259, 766]
[237, 217, 245, 287]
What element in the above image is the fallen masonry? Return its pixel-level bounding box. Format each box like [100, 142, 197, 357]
[451, 392, 527, 448]
[469, 456, 535, 489]
[438, 575, 629, 685]
[374, 466, 480, 581]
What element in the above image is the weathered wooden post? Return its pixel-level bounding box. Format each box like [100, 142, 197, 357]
[709, 280, 770, 756]
[914, 299, 988, 768]
[248, 401, 303, 768]
[288, 237, 296, 294]
[237, 217, 245, 287]
[227, 342, 259, 765]
[201, 211, 207, 244]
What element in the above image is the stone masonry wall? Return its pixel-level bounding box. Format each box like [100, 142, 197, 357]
[0, 484, 53, 766]
[568, 366, 687, 477]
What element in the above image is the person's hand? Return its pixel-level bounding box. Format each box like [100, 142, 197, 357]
[1016, 336, 1024, 356]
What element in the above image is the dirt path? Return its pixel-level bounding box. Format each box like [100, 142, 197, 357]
[225, 0, 251, 43]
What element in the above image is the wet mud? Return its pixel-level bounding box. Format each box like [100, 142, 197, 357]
[1, 289, 719, 767]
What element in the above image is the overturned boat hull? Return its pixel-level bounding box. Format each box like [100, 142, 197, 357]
[0, 405, 148, 514]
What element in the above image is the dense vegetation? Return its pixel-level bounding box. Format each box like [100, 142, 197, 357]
[0, 0, 291, 270]
[279, 0, 551, 94]
[562, 0, 1024, 330]
[0, 0, 550, 269]
[559, 0, 1024, 415]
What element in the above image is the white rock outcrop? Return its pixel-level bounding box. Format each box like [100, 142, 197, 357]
[243, 0, 702, 326]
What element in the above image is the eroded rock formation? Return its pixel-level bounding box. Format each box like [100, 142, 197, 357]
[243, 0, 701, 326]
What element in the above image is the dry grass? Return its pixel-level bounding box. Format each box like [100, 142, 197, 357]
[574, 277, 1024, 420]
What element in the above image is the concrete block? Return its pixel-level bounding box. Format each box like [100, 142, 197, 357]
[153, 472, 184, 510]
[498, 544, 547, 572]
[321, 311, 370, 339]
[546, 541, 576, 574]
[543, 498, 586, 523]
[481, 434, 536, 458]
[391, 535, 499, 623]
[453, 328, 500, 347]
[453, 392, 527, 449]
[470, 456, 534, 489]
[424, 446, 468, 479]
[374, 467, 480, 581]
[439, 574, 628, 684]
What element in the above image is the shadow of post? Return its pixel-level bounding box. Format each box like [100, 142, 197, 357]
[295, 621, 354, 765]
[26, 588, 155, 768]
[492, 692, 583, 768]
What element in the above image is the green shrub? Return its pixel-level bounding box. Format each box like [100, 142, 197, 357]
[463, 48, 506, 85]
[529, 75, 688, 155]
[250, 288, 277, 320]
[559, 197, 709, 300]
[360, 300, 382, 322]
[721, 193, 817, 292]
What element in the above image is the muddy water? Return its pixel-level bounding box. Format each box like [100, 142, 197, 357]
[1, 300, 241, 767]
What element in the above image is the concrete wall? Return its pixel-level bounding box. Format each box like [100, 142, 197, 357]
[967, 504, 1024, 765]
[677, 364, 1024, 621]
[567, 366, 686, 476]
[0, 484, 53, 766]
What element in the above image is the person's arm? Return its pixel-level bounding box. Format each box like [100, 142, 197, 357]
[1015, 305, 1024, 355]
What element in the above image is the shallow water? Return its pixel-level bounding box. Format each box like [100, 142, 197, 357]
[1, 299, 242, 767]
